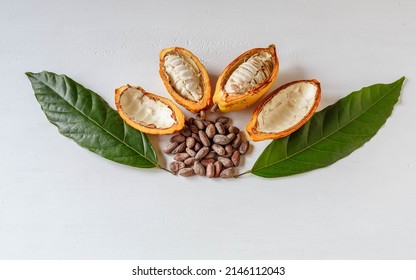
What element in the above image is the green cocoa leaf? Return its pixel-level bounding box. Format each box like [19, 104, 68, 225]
[26, 71, 159, 168]
[251, 77, 405, 178]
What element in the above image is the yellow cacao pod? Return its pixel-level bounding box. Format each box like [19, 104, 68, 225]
[159, 47, 212, 114]
[246, 79, 321, 141]
[213, 44, 279, 112]
[115, 85, 185, 135]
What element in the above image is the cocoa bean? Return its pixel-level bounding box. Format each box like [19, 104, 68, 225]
[224, 144, 233, 158]
[231, 151, 240, 166]
[211, 144, 225, 156]
[206, 163, 215, 178]
[186, 147, 196, 157]
[190, 124, 199, 133]
[178, 168, 195, 177]
[205, 124, 216, 138]
[184, 157, 197, 166]
[186, 137, 196, 148]
[213, 134, 231, 145]
[201, 158, 215, 166]
[217, 156, 233, 168]
[215, 122, 225, 135]
[181, 126, 192, 137]
[170, 134, 186, 143]
[198, 130, 211, 147]
[228, 126, 240, 134]
[194, 142, 202, 152]
[191, 132, 201, 143]
[232, 134, 242, 149]
[215, 116, 229, 124]
[204, 151, 218, 159]
[239, 142, 249, 155]
[174, 152, 190, 161]
[214, 161, 223, 177]
[220, 167, 236, 178]
[194, 119, 205, 130]
[171, 142, 186, 154]
[193, 161, 206, 176]
[186, 117, 194, 125]
[163, 142, 179, 154]
[195, 146, 209, 160]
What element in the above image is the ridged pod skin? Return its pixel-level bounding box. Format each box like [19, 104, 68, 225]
[159, 47, 212, 114]
[246, 80, 321, 141]
[213, 44, 279, 112]
[115, 85, 185, 135]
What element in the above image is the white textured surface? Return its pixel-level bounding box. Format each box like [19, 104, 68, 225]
[1, 0, 415, 259]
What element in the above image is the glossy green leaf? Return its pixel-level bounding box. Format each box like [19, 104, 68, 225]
[26, 71, 159, 168]
[251, 77, 405, 178]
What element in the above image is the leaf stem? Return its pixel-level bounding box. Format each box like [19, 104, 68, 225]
[157, 164, 172, 174]
[235, 169, 252, 177]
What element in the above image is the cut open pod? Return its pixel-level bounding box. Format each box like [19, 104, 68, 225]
[159, 47, 212, 114]
[213, 44, 279, 112]
[115, 85, 185, 135]
[246, 80, 321, 141]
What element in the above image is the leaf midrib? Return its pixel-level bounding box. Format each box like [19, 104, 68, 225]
[32, 73, 158, 167]
[252, 80, 402, 174]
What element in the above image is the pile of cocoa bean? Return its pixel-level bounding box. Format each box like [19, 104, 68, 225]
[164, 116, 249, 178]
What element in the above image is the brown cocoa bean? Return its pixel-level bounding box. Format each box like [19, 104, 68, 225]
[190, 124, 199, 133]
[204, 151, 217, 160]
[181, 126, 192, 137]
[193, 161, 206, 176]
[224, 144, 233, 157]
[231, 151, 240, 166]
[195, 146, 209, 160]
[220, 167, 236, 178]
[170, 134, 186, 143]
[169, 161, 180, 174]
[232, 134, 242, 149]
[206, 163, 215, 178]
[186, 137, 196, 148]
[211, 144, 225, 156]
[203, 120, 214, 127]
[205, 124, 216, 138]
[163, 142, 179, 154]
[228, 126, 240, 134]
[184, 157, 197, 166]
[186, 117, 194, 125]
[201, 158, 215, 166]
[194, 142, 202, 152]
[191, 132, 201, 143]
[178, 167, 195, 177]
[215, 116, 229, 124]
[172, 142, 186, 154]
[239, 142, 249, 155]
[217, 156, 233, 168]
[198, 130, 211, 147]
[174, 152, 190, 161]
[213, 134, 231, 145]
[198, 110, 206, 120]
[226, 133, 236, 142]
[186, 147, 196, 157]
[194, 119, 205, 130]
[215, 122, 225, 135]
[214, 161, 223, 177]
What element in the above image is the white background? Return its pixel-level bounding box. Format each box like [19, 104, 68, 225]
[1, 0, 415, 259]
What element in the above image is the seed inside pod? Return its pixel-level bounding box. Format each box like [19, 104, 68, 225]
[159, 47, 212, 114]
[115, 85, 185, 134]
[212, 44, 279, 112]
[246, 79, 321, 141]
